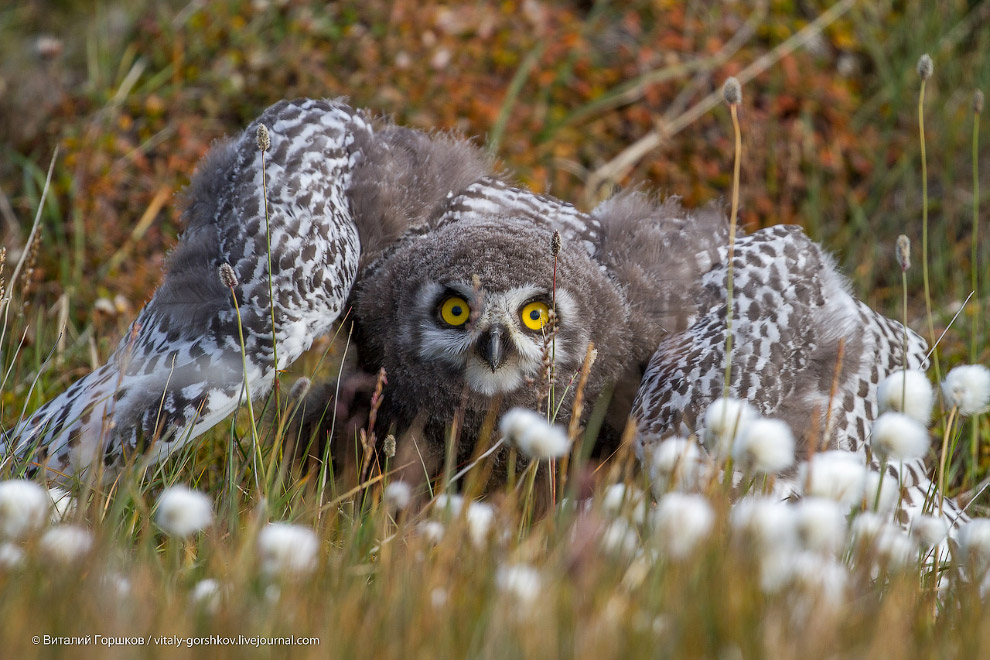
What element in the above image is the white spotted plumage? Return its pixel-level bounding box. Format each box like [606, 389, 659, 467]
[4, 99, 367, 481]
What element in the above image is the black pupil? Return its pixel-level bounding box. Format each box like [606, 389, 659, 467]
[451, 305, 463, 316]
[530, 310, 541, 320]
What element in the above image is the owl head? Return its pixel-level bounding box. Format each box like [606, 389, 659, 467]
[352, 214, 632, 435]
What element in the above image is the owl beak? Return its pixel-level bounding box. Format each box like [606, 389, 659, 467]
[477, 325, 507, 372]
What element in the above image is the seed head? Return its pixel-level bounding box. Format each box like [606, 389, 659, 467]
[0, 542, 24, 569]
[39, 525, 94, 564]
[975, 89, 985, 114]
[957, 519, 990, 562]
[702, 397, 757, 458]
[722, 77, 742, 105]
[498, 408, 571, 460]
[896, 235, 911, 271]
[942, 364, 990, 415]
[0, 479, 50, 540]
[798, 451, 868, 509]
[383, 434, 396, 458]
[877, 369, 932, 424]
[910, 515, 948, 549]
[495, 564, 542, 606]
[155, 485, 214, 537]
[256, 123, 271, 152]
[648, 437, 703, 492]
[551, 230, 561, 257]
[383, 480, 412, 512]
[793, 497, 847, 556]
[652, 493, 714, 560]
[732, 417, 796, 474]
[257, 522, 320, 578]
[917, 54, 933, 80]
[730, 497, 798, 554]
[218, 263, 238, 288]
[189, 579, 223, 615]
[871, 411, 930, 461]
[465, 502, 496, 548]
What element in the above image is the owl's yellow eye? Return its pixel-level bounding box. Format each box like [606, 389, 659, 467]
[520, 301, 551, 331]
[439, 296, 471, 327]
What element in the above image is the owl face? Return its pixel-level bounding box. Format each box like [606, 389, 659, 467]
[413, 280, 580, 396]
[354, 216, 630, 424]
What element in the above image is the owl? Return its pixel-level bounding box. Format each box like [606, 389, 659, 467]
[0, 97, 967, 531]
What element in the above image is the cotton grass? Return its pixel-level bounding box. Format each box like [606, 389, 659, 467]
[154, 485, 214, 537]
[942, 364, 990, 415]
[256, 523, 320, 578]
[652, 493, 714, 560]
[877, 369, 934, 424]
[0, 479, 50, 540]
[39, 525, 93, 565]
[498, 407, 571, 459]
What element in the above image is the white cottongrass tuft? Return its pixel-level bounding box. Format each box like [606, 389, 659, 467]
[730, 498, 798, 553]
[652, 493, 714, 560]
[732, 418, 795, 474]
[703, 398, 757, 459]
[0, 479, 50, 540]
[107, 573, 131, 600]
[256, 523, 320, 578]
[155, 485, 214, 538]
[430, 587, 448, 609]
[768, 552, 849, 615]
[793, 497, 847, 556]
[759, 549, 848, 607]
[942, 365, 990, 416]
[872, 528, 916, 570]
[495, 564, 543, 606]
[498, 408, 571, 460]
[0, 542, 25, 569]
[417, 521, 446, 545]
[798, 451, 868, 509]
[433, 493, 464, 517]
[465, 502, 496, 548]
[871, 412, 930, 461]
[848, 511, 888, 543]
[648, 437, 703, 492]
[909, 515, 948, 549]
[601, 484, 648, 525]
[189, 579, 223, 614]
[957, 519, 990, 562]
[877, 370, 933, 424]
[383, 481, 413, 513]
[47, 487, 75, 523]
[39, 525, 93, 564]
[601, 518, 641, 557]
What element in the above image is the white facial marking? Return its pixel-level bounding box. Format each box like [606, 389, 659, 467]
[415, 283, 576, 395]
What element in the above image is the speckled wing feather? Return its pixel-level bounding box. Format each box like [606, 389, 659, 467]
[4, 99, 368, 481]
[632, 224, 967, 527]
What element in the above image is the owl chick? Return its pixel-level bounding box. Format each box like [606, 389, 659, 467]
[1, 98, 966, 533]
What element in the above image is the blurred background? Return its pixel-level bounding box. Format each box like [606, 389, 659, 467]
[0, 0, 987, 365]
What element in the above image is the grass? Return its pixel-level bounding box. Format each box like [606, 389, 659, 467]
[1, 1, 990, 658]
